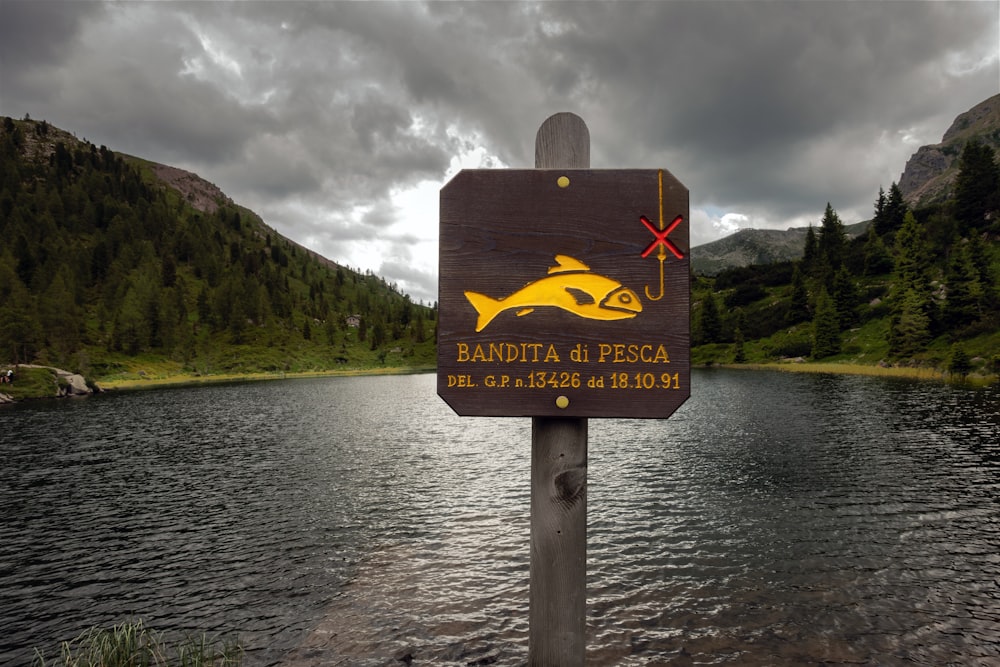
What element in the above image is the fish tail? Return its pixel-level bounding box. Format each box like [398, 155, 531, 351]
[464, 291, 502, 332]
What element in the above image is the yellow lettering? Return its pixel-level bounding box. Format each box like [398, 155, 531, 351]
[594, 342, 671, 363]
[456, 342, 470, 363]
[447, 374, 473, 387]
[489, 343, 504, 361]
[543, 344, 561, 363]
[653, 345, 670, 363]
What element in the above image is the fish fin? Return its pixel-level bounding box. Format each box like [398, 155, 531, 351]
[548, 255, 590, 274]
[516, 308, 534, 317]
[564, 287, 596, 305]
[464, 291, 502, 332]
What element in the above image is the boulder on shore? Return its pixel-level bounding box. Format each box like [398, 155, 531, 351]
[8, 364, 95, 400]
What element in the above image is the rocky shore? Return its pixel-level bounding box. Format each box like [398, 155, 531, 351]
[0, 365, 96, 403]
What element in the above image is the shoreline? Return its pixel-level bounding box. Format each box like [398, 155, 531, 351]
[96, 366, 436, 392]
[8, 360, 994, 402]
[704, 361, 997, 386]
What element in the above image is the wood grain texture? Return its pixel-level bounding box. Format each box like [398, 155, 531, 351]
[530, 112, 588, 667]
[437, 168, 690, 418]
[535, 112, 590, 169]
[530, 416, 587, 666]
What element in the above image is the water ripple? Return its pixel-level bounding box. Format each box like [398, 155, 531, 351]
[2, 371, 998, 665]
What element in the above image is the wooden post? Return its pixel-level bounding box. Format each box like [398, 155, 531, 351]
[529, 112, 589, 666]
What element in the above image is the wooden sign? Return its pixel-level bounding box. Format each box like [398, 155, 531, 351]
[438, 168, 689, 418]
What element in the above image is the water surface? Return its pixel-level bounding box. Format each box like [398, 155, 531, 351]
[2, 370, 998, 665]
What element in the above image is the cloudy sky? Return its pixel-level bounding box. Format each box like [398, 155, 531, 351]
[2, 1, 997, 303]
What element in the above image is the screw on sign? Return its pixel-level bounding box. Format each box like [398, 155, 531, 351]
[438, 169, 690, 419]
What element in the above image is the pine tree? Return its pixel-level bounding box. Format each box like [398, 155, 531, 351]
[817, 202, 846, 271]
[802, 224, 818, 275]
[872, 187, 887, 235]
[890, 289, 931, 356]
[862, 224, 893, 276]
[888, 211, 935, 355]
[893, 211, 931, 296]
[697, 292, 722, 344]
[39, 267, 81, 362]
[948, 345, 972, 381]
[787, 265, 810, 324]
[942, 240, 984, 328]
[832, 266, 859, 329]
[732, 327, 746, 363]
[882, 183, 908, 236]
[811, 288, 841, 359]
[954, 139, 1000, 232]
[730, 308, 747, 362]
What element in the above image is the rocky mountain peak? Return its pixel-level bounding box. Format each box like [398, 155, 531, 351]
[898, 94, 1000, 207]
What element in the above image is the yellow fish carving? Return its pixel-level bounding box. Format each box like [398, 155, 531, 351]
[464, 255, 642, 332]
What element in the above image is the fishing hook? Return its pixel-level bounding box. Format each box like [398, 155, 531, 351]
[645, 251, 666, 301]
[644, 169, 667, 301]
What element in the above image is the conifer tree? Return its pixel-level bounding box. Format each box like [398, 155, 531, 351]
[862, 224, 893, 276]
[948, 345, 972, 380]
[732, 327, 746, 363]
[954, 139, 1000, 232]
[811, 288, 841, 359]
[817, 202, 846, 271]
[881, 183, 908, 236]
[888, 211, 934, 355]
[890, 289, 931, 356]
[802, 224, 818, 275]
[892, 211, 931, 296]
[787, 265, 810, 324]
[697, 292, 722, 344]
[832, 266, 859, 329]
[942, 241, 984, 328]
[872, 187, 887, 234]
[731, 308, 747, 362]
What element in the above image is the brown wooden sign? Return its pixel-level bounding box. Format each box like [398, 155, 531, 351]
[438, 168, 689, 418]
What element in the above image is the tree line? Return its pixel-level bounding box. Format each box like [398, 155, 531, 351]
[693, 138, 999, 363]
[0, 116, 435, 371]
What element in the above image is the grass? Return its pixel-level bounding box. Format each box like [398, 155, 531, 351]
[729, 361, 948, 382]
[32, 620, 242, 667]
[0, 366, 64, 400]
[692, 314, 999, 386]
[98, 364, 435, 391]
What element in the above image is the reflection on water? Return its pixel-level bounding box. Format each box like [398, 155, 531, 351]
[2, 370, 998, 665]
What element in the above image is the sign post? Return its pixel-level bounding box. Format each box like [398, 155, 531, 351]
[438, 113, 690, 664]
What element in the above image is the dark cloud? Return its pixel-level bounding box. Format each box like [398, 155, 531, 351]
[0, 0, 101, 71]
[1, 0, 997, 303]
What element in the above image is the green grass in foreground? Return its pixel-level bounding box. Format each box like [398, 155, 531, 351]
[32, 620, 242, 667]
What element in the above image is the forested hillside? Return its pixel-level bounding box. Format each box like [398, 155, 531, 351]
[0, 116, 435, 382]
[691, 141, 1000, 379]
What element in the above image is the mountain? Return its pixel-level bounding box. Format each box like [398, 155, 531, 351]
[898, 93, 1000, 207]
[691, 228, 809, 275]
[0, 116, 436, 381]
[692, 94, 1000, 275]
[688, 93, 1000, 375]
[691, 221, 869, 276]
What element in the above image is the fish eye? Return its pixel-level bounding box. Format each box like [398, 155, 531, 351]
[619, 293, 632, 304]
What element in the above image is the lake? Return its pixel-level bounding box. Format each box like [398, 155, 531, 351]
[1, 370, 998, 665]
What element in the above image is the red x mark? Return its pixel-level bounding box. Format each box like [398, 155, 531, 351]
[640, 215, 684, 259]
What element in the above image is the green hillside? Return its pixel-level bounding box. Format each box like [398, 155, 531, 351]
[0, 116, 436, 387]
[691, 147, 1000, 382]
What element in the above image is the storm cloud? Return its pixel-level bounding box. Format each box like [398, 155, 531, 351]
[2, 0, 997, 303]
